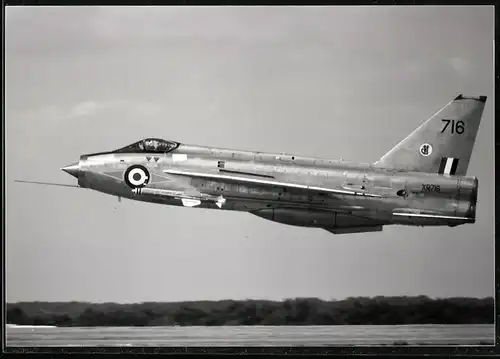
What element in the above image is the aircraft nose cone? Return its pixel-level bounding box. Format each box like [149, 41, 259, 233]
[61, 162, 80, 178]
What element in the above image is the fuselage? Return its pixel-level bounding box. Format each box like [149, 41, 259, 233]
[68, 141, 478, 231]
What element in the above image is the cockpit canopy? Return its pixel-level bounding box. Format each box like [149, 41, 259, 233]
[113, 138, 180, 154]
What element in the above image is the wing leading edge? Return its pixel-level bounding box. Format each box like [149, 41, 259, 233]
[163, 169, 381, 198]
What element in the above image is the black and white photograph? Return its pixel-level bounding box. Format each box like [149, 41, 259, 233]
[5, 5, 495, 347]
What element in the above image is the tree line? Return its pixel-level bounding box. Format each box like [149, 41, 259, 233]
[7, 296, 494, 327]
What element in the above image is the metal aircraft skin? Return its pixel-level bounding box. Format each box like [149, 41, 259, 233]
[16, 94, 487, 234]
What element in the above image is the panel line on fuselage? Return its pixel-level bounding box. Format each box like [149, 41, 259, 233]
[392, 212, 473, 221]
[219, 169, 275, 179]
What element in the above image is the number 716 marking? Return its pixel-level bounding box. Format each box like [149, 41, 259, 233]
[441, 119, 465, 135]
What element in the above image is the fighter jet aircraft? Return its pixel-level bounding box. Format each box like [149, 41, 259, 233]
[16, 94, 486, 234]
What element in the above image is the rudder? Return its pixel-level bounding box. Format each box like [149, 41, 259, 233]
[373, 94, 487, 176]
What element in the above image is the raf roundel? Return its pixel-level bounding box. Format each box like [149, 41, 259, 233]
[419, 143, 433, 157]
[124, 165, 150, 189]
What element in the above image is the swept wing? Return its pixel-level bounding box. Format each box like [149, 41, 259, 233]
[163, 169, 382, 198]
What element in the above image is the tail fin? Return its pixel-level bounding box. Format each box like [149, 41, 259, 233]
[373, 94, 487, 176]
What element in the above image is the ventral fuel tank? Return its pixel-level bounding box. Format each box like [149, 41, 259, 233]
[251, 208, 383, 229]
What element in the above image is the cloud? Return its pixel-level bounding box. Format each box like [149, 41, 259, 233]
[67, 100, 164, 119]
[69, 101, 99, 118]
[6, 7, 297, 55]
[448, 57, 471, 75]
[7, 100, 166, 137]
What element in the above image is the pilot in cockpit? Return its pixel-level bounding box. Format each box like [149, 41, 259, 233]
[144, 139, 156, 150]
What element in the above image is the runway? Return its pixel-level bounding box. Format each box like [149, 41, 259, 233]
[6, 324, 494, 346]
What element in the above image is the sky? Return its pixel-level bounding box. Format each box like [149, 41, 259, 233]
[5, 6, 494, 303]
